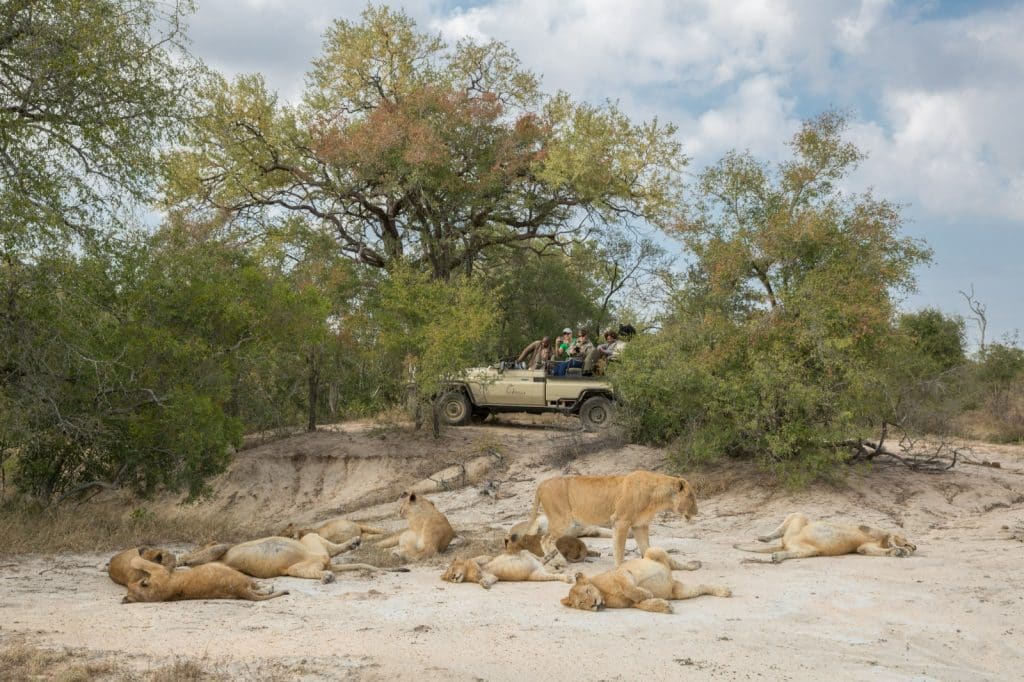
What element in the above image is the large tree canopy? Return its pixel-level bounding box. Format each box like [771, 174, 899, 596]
[164, 5, 685, 280]
[0, 0, 198, 248]
[615, 112, 935, 484]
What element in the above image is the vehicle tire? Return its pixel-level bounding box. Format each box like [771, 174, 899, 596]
[578, 395, 613, 431]
[438, 390, 472, 426]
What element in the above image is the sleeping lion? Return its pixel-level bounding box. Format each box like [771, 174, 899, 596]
[734, 512, 917, 563]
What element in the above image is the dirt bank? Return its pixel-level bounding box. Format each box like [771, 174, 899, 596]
[1, 420, 1022, 680]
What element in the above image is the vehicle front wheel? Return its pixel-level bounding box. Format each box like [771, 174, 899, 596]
[578, 395, 614, 431]
[438, 391, 472, 426]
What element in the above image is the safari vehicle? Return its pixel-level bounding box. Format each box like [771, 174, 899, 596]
[437, 361, 616, 431]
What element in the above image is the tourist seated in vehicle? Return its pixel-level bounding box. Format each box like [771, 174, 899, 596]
[582, 329, 625, 375]
[555, 328, 574, 361]
[552, 328, 594, 377]
[517, 336, 554, 370]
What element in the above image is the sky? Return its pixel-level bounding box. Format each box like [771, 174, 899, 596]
[183, 0, 1024, 346]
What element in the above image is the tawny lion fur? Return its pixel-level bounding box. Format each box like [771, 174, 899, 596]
[375, 492, 455, 561]
[180, 532, 385, 583]
[122, 556, 288, 603]
[280, 518, 386, 544]
[441, 550, 574, 589]
[734, 512, 918, 563]
[560, 547, 731, 614]
[504, 529, 599, 563]
[108, 546, 176, 586]
[524, 471, 698, 567]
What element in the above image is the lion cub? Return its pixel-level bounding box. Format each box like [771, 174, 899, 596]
[442, 550, 574, 589]
[504, 528, 599, 563]
[375, 492, 455, 561]
[561, 547, 731, 614]
[734, 512, 918, 563]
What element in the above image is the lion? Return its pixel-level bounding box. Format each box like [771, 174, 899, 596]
[280, 518, 386, 544]
[441, 550, 575, 589]
[180, 532, 392, 583]
[523, 471, 699, 567]
[108, 546, 176, 586]
[504, 528, 599, 563]
[560, 547, 731, 613]
[122, 556, 288, 603]
[374, 492, 455, 561]
[734, 512, 918, 563]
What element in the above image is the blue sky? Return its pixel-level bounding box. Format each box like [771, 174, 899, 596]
[184, 0, 1023, 346]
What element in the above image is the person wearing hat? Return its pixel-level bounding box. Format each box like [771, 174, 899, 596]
[555, 327, 574, 361]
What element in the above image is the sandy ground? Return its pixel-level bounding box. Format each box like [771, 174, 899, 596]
[1, 420, 1023, 680]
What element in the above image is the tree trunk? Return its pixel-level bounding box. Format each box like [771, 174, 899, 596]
[306, 348, 320, 432]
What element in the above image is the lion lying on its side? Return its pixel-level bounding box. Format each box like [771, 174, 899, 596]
[122, 556, 287, 603]
[504, 528, 598, 563]
[181, 533, 388, 583]
[108, 547, 176, 586]
[375, 492, 455, 561]
[734, 512, 918, 563]
[441, 551, 574, 589]
[561, 547, 731, 613]
[280, 518, 386, 544]
[524, 471, 699, 567]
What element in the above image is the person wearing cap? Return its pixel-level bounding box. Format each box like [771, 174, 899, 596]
[555, 327, 574, 361]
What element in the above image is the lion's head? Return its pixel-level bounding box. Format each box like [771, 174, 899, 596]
[138, 546, 176, 571]
[398, 491, 436, 519]
[884, 533, 917, 556]
[672, 477, 697, 521]
[441, 557, 480, 584]
[560, 573, 603, 611]
[122, 556, 173, 603]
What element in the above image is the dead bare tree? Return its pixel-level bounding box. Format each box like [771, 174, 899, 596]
[844, 421, 961, 472]
[960, 285, 988, 353]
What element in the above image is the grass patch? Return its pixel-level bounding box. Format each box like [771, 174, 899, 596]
[0, 496, 269, 557]
[0, 642, 120, 681]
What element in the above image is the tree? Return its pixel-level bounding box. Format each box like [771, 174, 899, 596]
[0, 0, 199, 247]
[163, 5, 684, 281]
[614, 112, 933, 484]
[897, 308, 965, 371]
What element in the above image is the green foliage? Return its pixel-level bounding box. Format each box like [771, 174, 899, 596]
[618, 112, 932, 484]
[897, 308, 966, 371]
[164, 4, 685, 281]
[2, 226, 340, 501]
[348, 263, 498, 405]
[0, 0, 200, 247]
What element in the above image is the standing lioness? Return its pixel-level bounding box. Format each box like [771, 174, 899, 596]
[524, 471, 698, 567]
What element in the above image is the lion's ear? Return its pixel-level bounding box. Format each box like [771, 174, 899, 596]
[574, 572, 586, 583]
[879, 534, 892, 548]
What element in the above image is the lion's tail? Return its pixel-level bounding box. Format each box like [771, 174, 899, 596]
[357, 523, 388, 535]
[732, 542, 780, 554]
